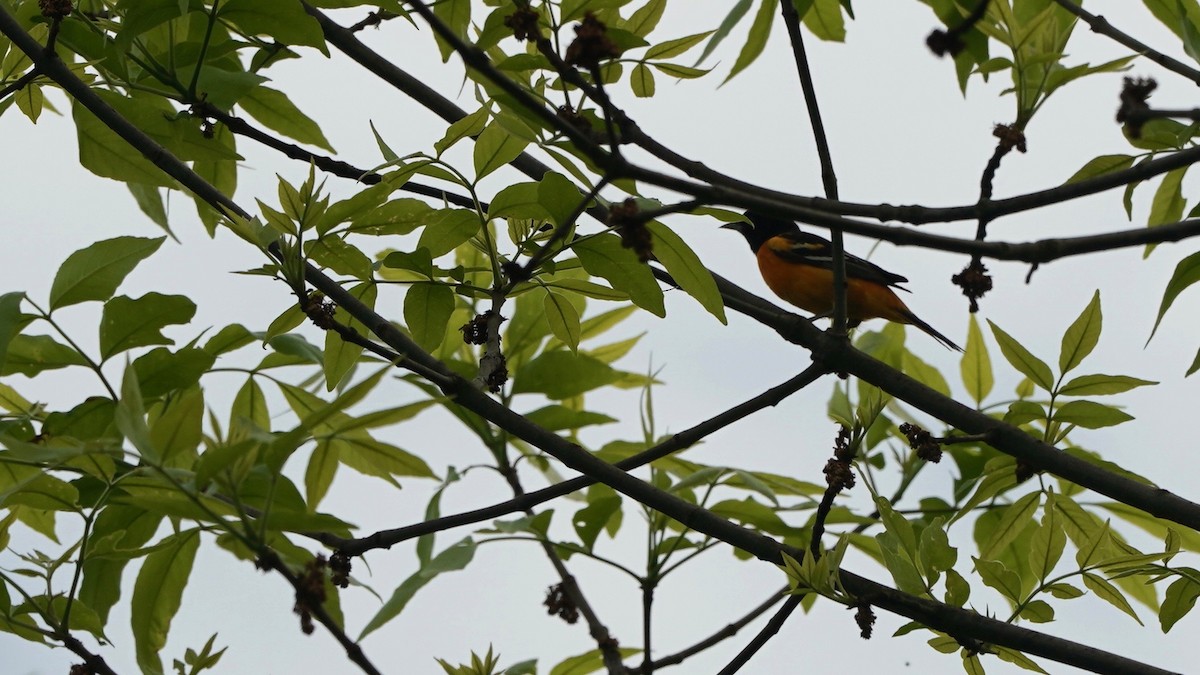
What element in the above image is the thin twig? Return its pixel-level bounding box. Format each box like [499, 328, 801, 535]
[0, 66, 39, 99]
[778, 1, 848, 338]
[716, 595, 804, 674]
[1053, 0, 1200, 85]
[626, 586, 788, 674]
[258, 551, 383, 675]
[325, 365, 827, 555]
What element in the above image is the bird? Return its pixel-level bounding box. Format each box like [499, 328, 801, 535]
[722, 210, 962, 351]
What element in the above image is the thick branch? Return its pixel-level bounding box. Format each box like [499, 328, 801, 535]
[695, 267, 1200, 532]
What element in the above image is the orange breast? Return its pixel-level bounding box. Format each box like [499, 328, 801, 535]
[755, 243, 912, 324]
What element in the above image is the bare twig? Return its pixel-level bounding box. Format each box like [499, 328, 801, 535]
[626, 587, 788, 674]
[716, 595, 804, 674]
[1053, 0, 1200, 85]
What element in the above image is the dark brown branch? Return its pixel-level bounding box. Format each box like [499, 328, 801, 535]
[626, 587, 788, 674]
[716, 595, 803, 675]
[59, 633, 120, 675]
[1053, 0, 1200, 85]
[191, 101, 481, 210]
[778, 2, 848, 337]
[324, 365, 827, 555]
[693, 266, 1200, 533]
[348, 9, 400, 33]
[257, 551, 382, 675]
[0, 66, 39, 99]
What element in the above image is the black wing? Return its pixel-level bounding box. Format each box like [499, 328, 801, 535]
[768, 231, 910, 289]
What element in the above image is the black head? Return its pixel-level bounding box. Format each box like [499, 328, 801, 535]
[721, 211, 801, 252]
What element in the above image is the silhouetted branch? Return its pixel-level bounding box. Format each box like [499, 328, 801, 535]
[1053, 0, 1200, 85]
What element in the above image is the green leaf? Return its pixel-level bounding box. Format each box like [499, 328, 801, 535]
[994, 646, 1049, 674]
[360, 538, 476, 638]
[435, 107, 489, 156]
[308, 237, 373, 279]
[1058, 374, 1157, 396]
[987, 321, 1054, 391]
[73, 100, 178, 188]
[549, 648, 642, 675]
[324, 283, 377, 391]
[1148, 250, 1200, 342]
[49, 236, 165, 310]
[646, 221, 725, 322]
[1160, 575, 1200, 632]
[474, 121, 530, 180]
[1083, 572, 1142, 624]
[979, 492, 1040, 560]
[79, 505, 162, 623]
[1019, 599, 1055, 623]
[238, 85, 334, 151]
[0, 291, 24, 369]
[696, 0, 753, 65]
[1064, 154, 1135, 184]
[404, 283, 455, 352]
[127, 183, 173, 236]
[960, 315, 993, 404]
[432, 0, 472, 60]
[628, 0, 667, 35]
[544, 291, 582, 353]
[645, 31, 714, 59]
[573, 488, 621, 551]
[131, 529, 200, 675]
[1029, 509, 1066, 582]
[538, 172, 584, 228]
[418, 210, 480, 258]
[630, 62, 656, 97]
[100, 293, 196, 361]
[1052, 400, 1134, 429]
[488, 182, 547, 221]
[523, 405, 616, 431]
[133, 347, 216, 398]
[149, 385, 205, 464]
[944, 568, 970, 607]
[724, 0, 776, 83]
[0, 334, 87, 376]
[1059, 290, 1101, 374]
[574, 234, 664, 317]
[220, 0, 327, 52]
[513, 351, 621, 399]
[804, 0, 847, 40]
[973, 557, 1022, 602]
[918, 519, 957, 579]
[115, 361, 156, 462]
[1148, 166, 1188, 229]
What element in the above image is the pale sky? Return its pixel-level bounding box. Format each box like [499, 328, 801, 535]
[3, 2, 1199, 673]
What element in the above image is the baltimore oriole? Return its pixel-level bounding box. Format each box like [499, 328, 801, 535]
[723, 211, 962, 351]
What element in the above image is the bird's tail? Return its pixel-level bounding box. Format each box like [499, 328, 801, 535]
[897, 308, 962, 352]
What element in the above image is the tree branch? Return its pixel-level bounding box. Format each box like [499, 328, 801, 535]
[4, 7, 1188, 671]
[779, 1, 848, 338]
[716, 595, 803, 675]
[626, 586, 788, 674]
[324, 365, 827, 555]
[1052, 0, 1200, 85]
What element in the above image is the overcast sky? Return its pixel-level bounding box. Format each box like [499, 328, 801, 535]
[3, 2, 1200, 673]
